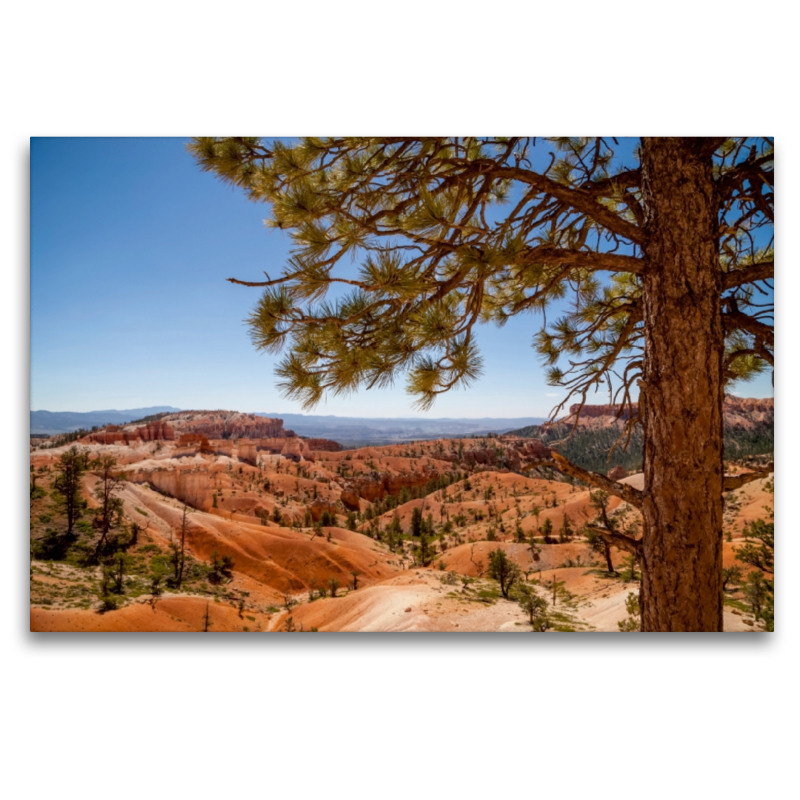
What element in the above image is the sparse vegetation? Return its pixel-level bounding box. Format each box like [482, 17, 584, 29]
[618, 592, 641, 632]
[518, 586, 550, 631]
[487, 549, 520, 599]
[29, 403, 772, 632]
[722, 566, 743, 592]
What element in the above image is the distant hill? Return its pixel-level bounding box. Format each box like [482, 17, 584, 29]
[30, 407, 182, 435]
[252, 412, 547, 446]
[508, 397, 774, 473]
[30, 406, 547, 443]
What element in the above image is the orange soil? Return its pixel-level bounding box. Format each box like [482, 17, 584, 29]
[30, 434, 772, 633]
[267, 571, 536, 633]
[31, 596, 272, 632]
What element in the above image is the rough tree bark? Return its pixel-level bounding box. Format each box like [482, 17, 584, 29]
[603, 542, 616, 576]
[639, 137, 724, 632]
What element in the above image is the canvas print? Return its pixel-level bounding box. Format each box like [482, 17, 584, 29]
[29, 137, 774, 632]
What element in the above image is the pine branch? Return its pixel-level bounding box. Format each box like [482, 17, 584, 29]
[486, 164, 645, 245]
[723, 305, 774, 365]
[520, 247, 645, 275]
[723, 261, 774, 290]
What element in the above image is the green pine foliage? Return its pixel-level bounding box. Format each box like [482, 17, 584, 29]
[188, 137, 772, 416]
[487, 548, 520, 599]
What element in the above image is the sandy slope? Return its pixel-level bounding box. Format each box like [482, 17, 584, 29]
[267, 571, 537, 633]
[31, 596, 273, 632]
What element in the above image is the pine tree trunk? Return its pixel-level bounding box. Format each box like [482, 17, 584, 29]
[604, 543, 615, 575]
[639, 138, 724, 632]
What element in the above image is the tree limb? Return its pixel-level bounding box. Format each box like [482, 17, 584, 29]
[723, 467, 773, 491]
[724, 307, 774, 346]
[522, 450, 644, 510]
[521, 246, 645, 275]
[491, 165, 645, 245]
[723, 261, 773, 290]
[586, 525, 642, 556]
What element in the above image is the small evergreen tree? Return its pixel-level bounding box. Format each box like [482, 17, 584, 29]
[622, 554, 639, 582]
[558, 514, 574, 543]
[530, 504, 542, 534]
[53, 445, 85, 539]
[410, 506, 423, 538]
[91, 454, 124, 561]
[169, 505, 190, 588]
[112, 553, 131, 594]
[743, 571, 770, 623]
[487, 549, 520, 599]
[585, 523, 617, 576]
[735, 518, 774, 573]
[546, 576, 566, 607]
[735, 509, 774, 631]
[149, 560, 168, 595]
[618, 591, 641, 631]
[518, 586, 549, 631]
[722, 565, 743, 592]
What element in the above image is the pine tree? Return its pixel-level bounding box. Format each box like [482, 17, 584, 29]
[190, 137, 773, 631]
[518, 585, 549, 631]
[386, 513, 402, 552]
[530, 504, 542, 534]
[487, 548, 520, 599]
[558, 514, 574, 543]
[415, 527, 432, 566]
[53, 445, 85, 538]
[91, 454, 124, 561]
[410, 506, 423, 538]
[618, 592, 641, 632]
[585, 524, 617, 576]
[734, 485, 774, 630]
[722, 566, 742, 592]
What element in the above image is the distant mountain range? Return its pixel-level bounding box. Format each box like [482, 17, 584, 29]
[30, 407, 182, 435]
[30, 406, 546, 444]
[252, 412, 547, 446]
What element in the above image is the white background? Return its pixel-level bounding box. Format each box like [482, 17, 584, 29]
[3, 2, 796, 798]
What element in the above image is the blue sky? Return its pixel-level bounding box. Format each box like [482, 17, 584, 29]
[30, 137, 773, 417]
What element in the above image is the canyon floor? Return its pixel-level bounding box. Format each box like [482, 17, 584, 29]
[29, 411, 773, 632]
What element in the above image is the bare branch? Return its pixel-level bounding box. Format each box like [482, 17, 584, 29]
[522, 450, 643, 509]
[586, 525, 642, 556]
[723, 467, 773, 492]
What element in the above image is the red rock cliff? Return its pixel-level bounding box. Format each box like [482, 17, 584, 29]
[81, 420, 175, 445]
[563, 396, 772, 428]
[164, 411, 293, 440]
[305, 438, 342, 452]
